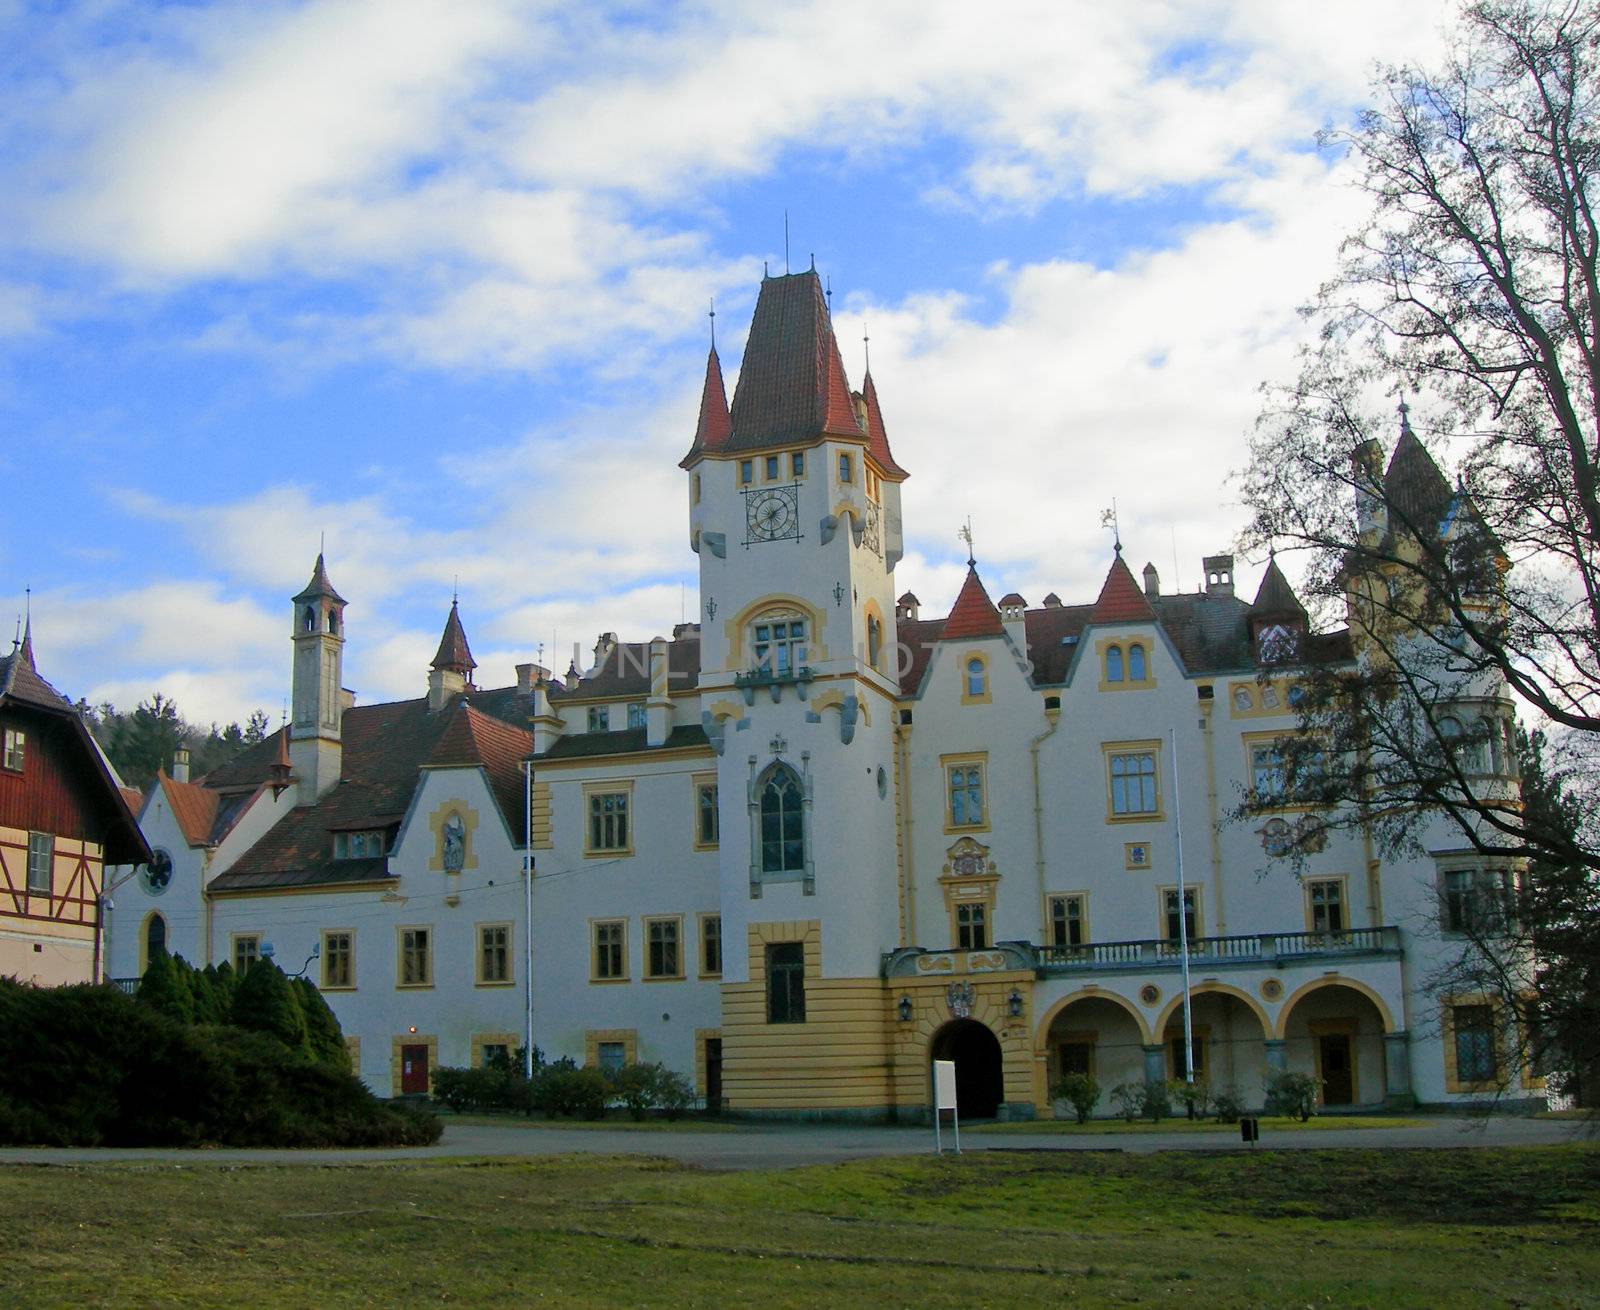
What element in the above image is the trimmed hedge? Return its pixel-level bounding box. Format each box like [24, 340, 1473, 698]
[0, 977, 438, 1148]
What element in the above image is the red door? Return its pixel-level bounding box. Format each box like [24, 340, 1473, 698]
[401, 1043, 429, 1095]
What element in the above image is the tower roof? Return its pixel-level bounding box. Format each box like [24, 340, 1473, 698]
[293, 553, 346, 605]
[1249, 556, 1306, 620]
[679, 345, 732, 468]
[1089, 553, 1157, 625]
[858, 371, 909, 479]
[941, 564, 1005, 640]
[726, 270, 864, 452]
[1383, 429, 1453, 534]
[431, 601, 476, 674]
[17, 614, 33, 668]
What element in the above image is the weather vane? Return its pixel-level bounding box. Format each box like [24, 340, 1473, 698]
[958, 518, 975, 566]
[1100, 500, 1122, 554]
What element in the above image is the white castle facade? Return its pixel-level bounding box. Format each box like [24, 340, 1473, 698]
[106, 269, 1541, 1117]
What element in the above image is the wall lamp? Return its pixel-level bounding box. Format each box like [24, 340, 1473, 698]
[1007, 988, 1024, 1019]
[897, 995, 913, 1023]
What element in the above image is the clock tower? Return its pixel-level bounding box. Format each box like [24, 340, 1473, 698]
[681, 269, 911, 1112]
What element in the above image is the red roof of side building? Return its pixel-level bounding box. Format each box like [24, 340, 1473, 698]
[679, 346, 733, 467]
[431, 601, 476, 673]
[1089, 554, 1157, 624]
[159, 772, 221, 847]
[426, 702, 533, 827]
[940, 565, 1005, 640]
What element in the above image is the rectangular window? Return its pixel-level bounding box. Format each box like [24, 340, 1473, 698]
[321, 930, 354, 989]
[838, 452, 852, 483]
[956, 903, 987, 951]
[1251, 743, 1286, 802]
[646, 917, 681, 979]
[700, 915, 722, 977]
[946, 761, 985, 828]
[1110, 751, 1159, 815]
[481, 1042, 511, 1069]
[2, 727, 23, 771]
[593, 920, 626, 980]
[587, 705, 611, 733]
[1307, 879, 1345, 934]
[764, 455, 780, 480]
[1453, 1004, 1497, 1083]
[25, 831, 52, 893]
[597, 1041, 626, 1074]
[752, 619, 807, 676]
[1443, 868, 1516, 934]
[766, 942, 806, 1023]
[791, 451, 805, 478]
[739, 459, 753, 485]
[588, 791, 630, 852]
[233, 934, 260, 974]
[696, 781, 719, 847]
[1162, 888, 1199, 943]
[1048, 894, 1087, 949]
[626, 701, 646, 730]
[399, 927, 432, 987]
[478, 923, 511, 984]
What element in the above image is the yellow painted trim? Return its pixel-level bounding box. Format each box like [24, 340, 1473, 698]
[811, 687, 873, 727]
[1096, 637, 1155, 692]
[1042, 891, 1089, 949]
[940, 750, 990, 834]
[207, 879, 392, 900]
[692, 772, 719, 851]
[229, 931, 261, 974]
[530, 781, 553, 850]
[723, 594, 830, 669]
[1102, 739, 1165, 823]
[1123, 840, 1152, 871]
[1302, 874, 1351, 934]
[582, 779, 635, 858]
[137, 909, 167, 976]
[474, 920, 514, 987]
[470, 1031, 520, 1068]
[395, 923, 434, 988]
[1514, 993, 1546, 1091]
[1227, 677, 1296, 718]
[697, 911, 722, 979]
[1156, 883, 1205, 943]
[1440, 992, 1502, 1093]
[589, 916, 629, 983]
[1154, 982, 1270, 1039]
[643, 914, 686, 981]
[390, 1033, 438, 1096]
[320, 927, 356, 990]
[427, 801, 480, 874]
[1307, 1017, 1360, 1105]
[1240, 729, 1320, 814]
[959, 651, 992, 705]
[1273, 975, 1397, 1039]
[695, 1027, 722, 1097]
[1035, 987, 1155, 1048]
[585, 1028, 638, 1068]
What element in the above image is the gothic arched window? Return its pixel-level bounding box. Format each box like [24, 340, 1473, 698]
[303, 606, 317, 633]
[759, 764, 805, 875]
[1105, 645, 1124, 683]
[1128, 643, 1147, 681]
[145, 912, 167, 965]
[966, 657, 986, 699]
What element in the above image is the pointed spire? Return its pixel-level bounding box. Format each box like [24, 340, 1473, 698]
[17, 595, 33, 669]
[680, 344, 732, 467]
[1089, 554, 1157, 625]
[293, 552, 345, 604]
[431, 600, 477, 674]
[1384, 423, 1453, 531]
[859, 369, 909, 479]
[941, 564, 1005, 640]
[1249, 556, 1306, 619]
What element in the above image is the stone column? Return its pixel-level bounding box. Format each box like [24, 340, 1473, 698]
[1143, 1044, 1166, 1084]
[1263, 1039, 1287, 1072]
[1384, 1030, 1415, 1108]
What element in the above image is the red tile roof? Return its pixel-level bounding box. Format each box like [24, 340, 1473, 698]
[726, 271, 864, 452]
[679, 345, 732, 467]
[160, 772, 221, 847]
[998, 592, 1026, 608]
[1089, 554, 1157, 624]
[858, 371, 908, 479]
[940, 565, 1005, 640]
[431, 601, 476, 673]
[427, 702, 533, 826]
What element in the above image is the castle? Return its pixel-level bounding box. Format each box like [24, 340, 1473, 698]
[104, 268, 1538, 1115]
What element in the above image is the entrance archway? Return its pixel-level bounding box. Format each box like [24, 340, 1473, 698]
[930, 1019, 1004, 1119]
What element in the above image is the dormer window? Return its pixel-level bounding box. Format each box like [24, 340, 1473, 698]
[626, 701, 646, 730]
[333, 830, 387, 860]
[587, 705, 611, 732]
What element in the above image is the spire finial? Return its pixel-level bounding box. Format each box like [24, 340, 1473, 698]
[824, 272, 831, 310]
[863, 324, 870, 376]
[319, 530, 325, 556]
[452, 575, 459, 606]
[958, 518, 975, 567]
[1100, 501, 1122, 554]
[708, 296, 716, 350]
[1398, 395, 1413, 435]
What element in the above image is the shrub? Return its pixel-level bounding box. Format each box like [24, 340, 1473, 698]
[230, 960, 308, 1055]
[291, 977, 350, 1072]
[607, 1062, 697, 1121]
[541, 1066, 609, 1119]
[1211, 1085, 1244, 1124]
[136, 952, 193, 1024]
[1052, 1072, 1101, 1124]
[1263, 1070, 1319, 1121]
[1141, 1079, 1172, 1122]
[652, 1067, 694, 1120]
[1109, 1082, 1143, 1123]
[1172, 1079, 1211, 1121]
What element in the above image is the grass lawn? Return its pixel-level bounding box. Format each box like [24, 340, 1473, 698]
[972, 1114, 1426, 1134]
[437, 1111, 741, 1132]
[1, 1145, 1594, 1308]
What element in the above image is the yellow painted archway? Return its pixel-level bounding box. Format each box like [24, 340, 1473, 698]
[1155, 981, 1272, 1039]
[1273, 975, 1397, 1039]
[1034, 986, 1155, 1050]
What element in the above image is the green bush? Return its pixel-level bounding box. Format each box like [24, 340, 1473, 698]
[0, 978, 435, 1148]
[1263, 1070, 1318, 1121]
[541, 1066, 609, 1119]
[1172, 1079, 1210, 1120]
[292, 977, 350, 1073]
[608, 1062, 695, 1121]
[1109, 1082, 1143, 1122]
[231, 960, 308, 1054]
[1211, 1084, 1245, 1123]
[1051, 1072, 1101, 1124]
[136, 952, 193, 1024]
[1141, 1079, 1172, 1122]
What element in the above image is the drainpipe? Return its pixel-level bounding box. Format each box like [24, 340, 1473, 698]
[1029, 701, 1062, 941]
[1200, 690, 1225, 934]
[896, 719, 915, 946]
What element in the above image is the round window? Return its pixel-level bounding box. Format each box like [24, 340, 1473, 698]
[139, 849, 173, 896]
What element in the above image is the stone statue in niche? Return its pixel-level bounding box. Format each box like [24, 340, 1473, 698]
[442, 812, 467, 873]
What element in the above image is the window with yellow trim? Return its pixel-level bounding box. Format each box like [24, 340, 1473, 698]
[695, 778, 719, 848]
[1306, 879, 1345, 934]
[592, 919, 626, 981]
[1159, 887, 1201, 943]
[645, 916, 683, 980]
[478, 923, 512, 985]
[1108, 749, 1159, 816]
[586, 789, 630, 853]
[232, 933, 260, 975]
[945, 758, 986, 830]
[398, 926, 432, 987]
[961, 654, 990, 703]
[955, 901, 987, 950]
[699, 914, 722, 977]
[1047, 893, 1087, 950]
[321, 930, 354, 989]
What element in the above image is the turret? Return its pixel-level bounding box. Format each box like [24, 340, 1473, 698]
[428, 600, 476, 712]
[289, 553, 346, 803]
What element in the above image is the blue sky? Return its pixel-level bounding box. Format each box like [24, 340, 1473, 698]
[0, 0, 1450, 727]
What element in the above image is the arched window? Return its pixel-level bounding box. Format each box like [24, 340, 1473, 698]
[302, 605, 316, 633]
[1438, 716, 1465, 767]
[145, 912, 167, 965]
[327, 608, 339, 635]
[1105, 645, 1124, 683]
[759, 764, 805, 875]
[867, 614, 883, 669]
[1128, 644, 1146, 682]
[751, 611, 808, 677]
[966, 657, 986, 699]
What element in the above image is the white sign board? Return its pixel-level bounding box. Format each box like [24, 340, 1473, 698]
[933, 1060, 958, 1110]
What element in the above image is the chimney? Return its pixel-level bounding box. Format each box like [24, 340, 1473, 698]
[1042, 592, 1063, 608]
[1353, 438, 1387, 544]
[1202, 554, 1235, 598]
[516, 662, 549, 695]
[998, 593, 1028, 653]
[340, 687, 356, 713]
[1142, 562, 1160, 598]
[896, 592, 920, 623]
[592, 632, 617, 673]
[172, 746, 190, 784]
[646, 636, 672, 747]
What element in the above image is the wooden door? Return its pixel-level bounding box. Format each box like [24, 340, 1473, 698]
[704, 1038, 723, 1112]
[1319, 1035, 1353, 1105]
[401, 1043, 429, 1095]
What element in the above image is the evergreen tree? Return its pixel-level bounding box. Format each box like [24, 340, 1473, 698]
[230, 960, 308, 1055]
[136, 952, 193, 1025]
[291, 977, 351, 1072]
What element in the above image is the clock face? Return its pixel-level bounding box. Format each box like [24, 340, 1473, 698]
[747, 489, 797, 541]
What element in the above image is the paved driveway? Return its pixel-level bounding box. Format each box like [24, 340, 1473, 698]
[0, 1115, 1586, 1171]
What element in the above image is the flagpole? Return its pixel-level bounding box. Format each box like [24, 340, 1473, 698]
[1171, 728, 1195, 1084]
